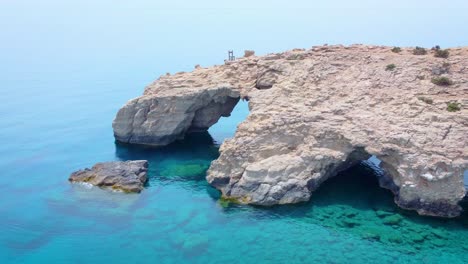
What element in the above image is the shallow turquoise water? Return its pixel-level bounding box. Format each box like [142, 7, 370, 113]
[1, 91, 467, 263]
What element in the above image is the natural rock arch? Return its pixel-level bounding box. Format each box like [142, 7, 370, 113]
[113, 45, 467, 217]
[113, 87, 240, 146]
[206, 125, 465, 218]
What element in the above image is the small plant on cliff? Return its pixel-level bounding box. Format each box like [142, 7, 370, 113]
[431, 76, 453, 86]
[418, 96, 433, 104]
[286, 54, 304, 60]
[434, 49, 450, 58]
[391, 47, 402, 53]
[386, 64, 396, 71]
[244, 50, 255, 57]
[413, 46, 427, 55]
[446, 102, 461, 112]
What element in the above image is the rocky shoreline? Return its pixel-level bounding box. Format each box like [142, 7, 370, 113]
[112, 44, 467, 217]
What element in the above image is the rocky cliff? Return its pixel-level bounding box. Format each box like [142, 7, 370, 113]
[113, 45, 467, 217]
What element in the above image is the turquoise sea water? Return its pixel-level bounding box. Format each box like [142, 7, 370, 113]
[1, 89, 468, 263]
[2, 1, 468, 263]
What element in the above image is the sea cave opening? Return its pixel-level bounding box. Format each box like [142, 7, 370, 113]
[312, 150, 468, 218]
[311, 155, 398, 211]
[307, 148, 403, 214]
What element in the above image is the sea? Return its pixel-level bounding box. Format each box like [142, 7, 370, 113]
[1, 1, 467, 263]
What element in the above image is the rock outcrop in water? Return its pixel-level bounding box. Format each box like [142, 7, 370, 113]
[69, 160, 148, 193]
[113, 45, 467, 217]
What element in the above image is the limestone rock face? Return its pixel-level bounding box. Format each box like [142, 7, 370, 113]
[69, 160, 148, 193]
[113, 87, 239, 145]
[113, 45, 468, 217]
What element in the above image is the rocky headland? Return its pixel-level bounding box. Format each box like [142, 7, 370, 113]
[113, 45, 467, 217]
[69, 160, 148, 193]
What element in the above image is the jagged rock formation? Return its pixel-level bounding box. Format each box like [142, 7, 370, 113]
[69, 160, 148, 193]
[113, 45, 468, 217]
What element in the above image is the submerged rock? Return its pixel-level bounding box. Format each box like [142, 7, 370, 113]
[341, 218, 361, 228]
[69, 160, 148, 193]
[363, 231, 381, 241]
[431, 229, 447, 239]
[387, 235, 403, 244]
[375, 210, 393, 218]
[431, 239, 447, 247]
[411, 233, 426, 243]
[113, 45, 468, 217]
[382, 214, 403, 226]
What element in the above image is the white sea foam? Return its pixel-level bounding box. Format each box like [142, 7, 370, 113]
[77, 182, 94, 189]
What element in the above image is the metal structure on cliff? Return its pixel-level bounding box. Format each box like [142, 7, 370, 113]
[228, 50, 235, 61]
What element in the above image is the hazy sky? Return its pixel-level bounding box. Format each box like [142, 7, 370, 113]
[1, 0, 467, 82]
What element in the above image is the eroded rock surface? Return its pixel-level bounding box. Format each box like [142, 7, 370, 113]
[69, 160, 148, 193]
[113, 87, 239, 145]
[113, 45, 468, 217]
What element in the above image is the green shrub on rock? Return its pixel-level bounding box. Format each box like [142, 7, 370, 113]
[413, 46, 427, 55]
[446, 102, 461, 112]
[386, 64, 396, 71]
[431, 77, 453, 86]
[391, 47, 402, 53]
[434, 49, 450, 58]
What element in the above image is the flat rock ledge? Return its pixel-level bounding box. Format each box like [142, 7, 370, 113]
[113, 45, 467, 217]
[69, 160, 148, 193]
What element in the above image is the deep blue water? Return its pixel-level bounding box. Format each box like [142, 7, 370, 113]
[2, 1, 468, 263]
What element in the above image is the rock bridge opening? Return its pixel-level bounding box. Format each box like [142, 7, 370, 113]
[207, 98, 250, 145]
